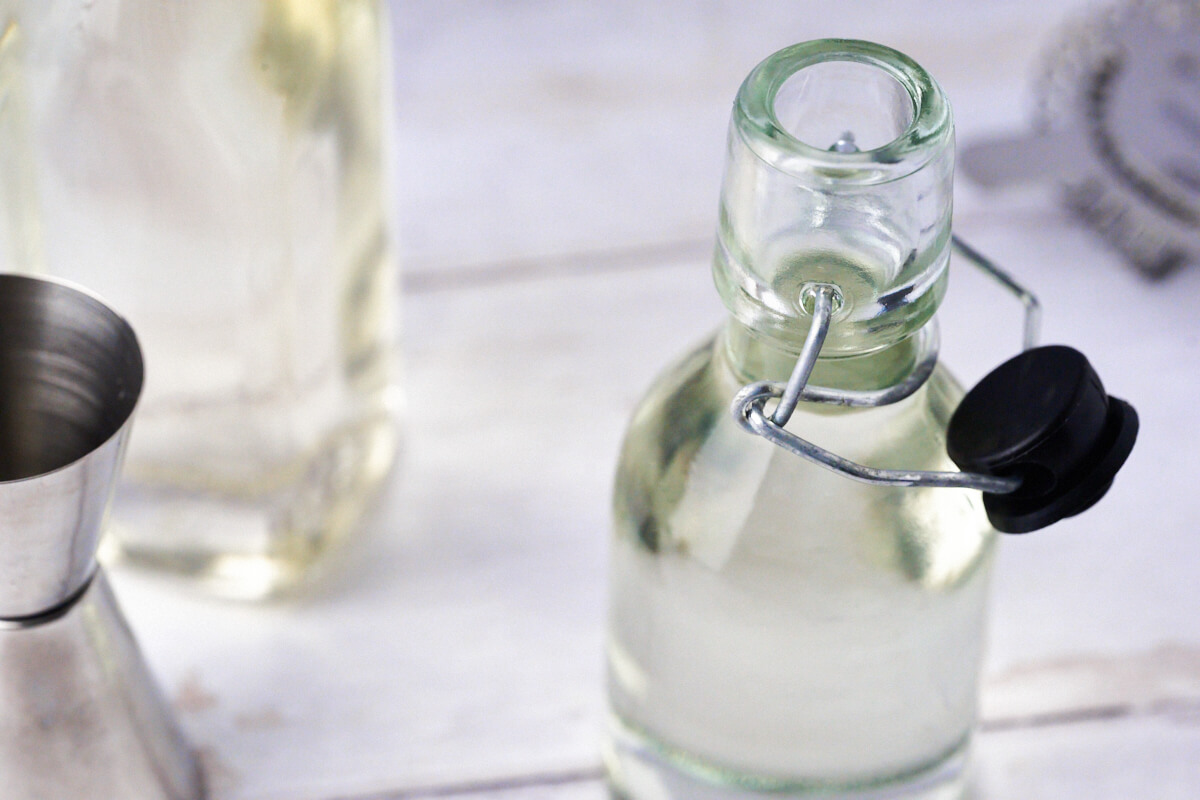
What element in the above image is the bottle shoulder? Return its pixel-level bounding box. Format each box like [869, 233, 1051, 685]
[613, 333, 995, 586]
[622, 331, 965, 451]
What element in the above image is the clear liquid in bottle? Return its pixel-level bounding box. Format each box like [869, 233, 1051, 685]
[604, 40, 994, 799]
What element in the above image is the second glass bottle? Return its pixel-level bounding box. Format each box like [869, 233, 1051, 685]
[0, 0, 399, 598]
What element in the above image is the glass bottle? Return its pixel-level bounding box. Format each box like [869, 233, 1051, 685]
[0, 1, 399, 599]
[605, 41, 995, 800]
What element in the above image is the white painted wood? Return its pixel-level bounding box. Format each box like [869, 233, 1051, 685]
[977, 712, 1200, 799]
[400, 781, 607, 800]
[112, 257, 727, 800]
[106, 203, 1200, 799]
[388, 712, 1200, 799]
[946, 216, 1200, 721]
[391, 0, 1096, 275]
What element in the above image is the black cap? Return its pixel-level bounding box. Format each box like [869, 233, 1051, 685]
[947, 345, 1138, 533]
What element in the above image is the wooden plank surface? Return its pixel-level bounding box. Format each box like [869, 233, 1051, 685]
[100, 3, 1200, 799]
[110, 205, 1200, 799]
[392, 0, 1096, 276]
[376, 710, 1200, 799]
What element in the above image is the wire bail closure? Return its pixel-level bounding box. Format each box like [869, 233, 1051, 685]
[731, 236, 1040, 495]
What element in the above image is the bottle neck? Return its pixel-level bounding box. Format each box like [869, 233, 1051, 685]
[720, 315, 928, 393]
[713, 40, 954, 358]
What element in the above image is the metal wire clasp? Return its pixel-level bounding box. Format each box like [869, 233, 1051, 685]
[730, 236, 1040, 495]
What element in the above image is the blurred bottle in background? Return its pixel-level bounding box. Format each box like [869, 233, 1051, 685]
[0, 0, 400, 599]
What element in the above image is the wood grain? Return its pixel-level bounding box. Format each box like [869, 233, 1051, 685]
[377, 710, 1200, 798]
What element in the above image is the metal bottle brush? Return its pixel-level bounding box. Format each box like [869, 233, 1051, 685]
[0, 274, 204, 799]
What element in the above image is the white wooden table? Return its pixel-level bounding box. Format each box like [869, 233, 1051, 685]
[110, 2, 1200, 798]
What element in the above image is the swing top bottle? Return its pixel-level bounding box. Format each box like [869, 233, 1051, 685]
[604, 40, 995, 800]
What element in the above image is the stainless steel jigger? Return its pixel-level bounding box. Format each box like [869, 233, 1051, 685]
[0, 275, 204, 799]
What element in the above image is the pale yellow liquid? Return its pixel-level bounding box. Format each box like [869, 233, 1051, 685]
[605, 329, 995, 799]
[0, 1, 397, 598]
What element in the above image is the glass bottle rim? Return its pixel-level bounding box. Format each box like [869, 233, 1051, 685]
[734, 39, 952, 185]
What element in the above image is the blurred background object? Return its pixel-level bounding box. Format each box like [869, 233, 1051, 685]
[962, 0, 1200, 276]
[0, 0, 400, 599]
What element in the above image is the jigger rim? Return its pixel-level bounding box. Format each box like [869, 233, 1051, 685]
[0, 272, 144, 485]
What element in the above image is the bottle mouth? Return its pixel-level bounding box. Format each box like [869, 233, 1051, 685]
[734, 39, 952, 184]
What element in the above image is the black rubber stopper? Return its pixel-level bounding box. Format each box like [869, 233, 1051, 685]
[947, 345, 1138, 533]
